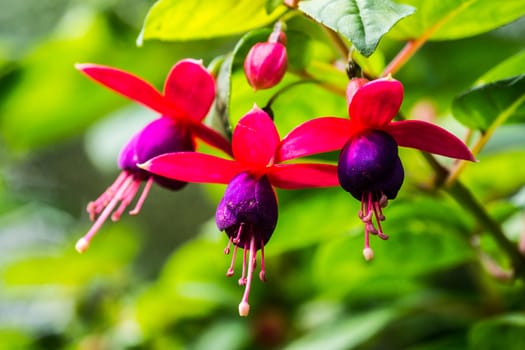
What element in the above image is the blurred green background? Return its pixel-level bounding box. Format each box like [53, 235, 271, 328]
[0, 1, 524, 349]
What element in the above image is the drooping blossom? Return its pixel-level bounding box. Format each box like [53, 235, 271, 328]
[277, 77, 475, 260]
[75, 59, 231, 253]
[244, 25, 287, 90]
[142, 106, 338, 316]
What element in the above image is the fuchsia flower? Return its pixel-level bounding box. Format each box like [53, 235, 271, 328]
[75, 59, 231, 253]
[244, 28, 288, 90]
[278, 77, 475, 260]
[142, 106, 338, 316]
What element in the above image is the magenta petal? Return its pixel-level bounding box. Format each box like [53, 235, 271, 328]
[192, 123, 233, 156]
[346, 78, 369, 110]
[163, 59, 216, 122]
[232, 107, 280, 169]
[349, 78, 403, 127]
[141, 152, 242, 184]
[277, 117, 351, 162]
[75, 63, 175, 116]
[268, 163, 339, 189]
[386, 120, 475, 161]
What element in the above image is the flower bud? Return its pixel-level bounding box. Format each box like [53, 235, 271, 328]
[244, 34, 287, 90]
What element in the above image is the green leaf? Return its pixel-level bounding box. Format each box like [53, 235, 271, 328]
[136, 235, 238, 333]
[192, 319, 249, 350]
[2, 224, 139, 287]
[284, 309, 398, 350]
[462, 150, 525, 201]
[469, 313, 525, 350]
[140, 0, 284, 42]
[265, 0, 285, 14]
[298, 0, 415, 56]
[269, 188, 359, 255]
[0, 330, 31, 350]
[476, 50, 525, 85]
[211, 54, 234, 138]
[313, 221, 474, 288]
[0, 0, 70, 56]
[0, 13, 190, 152]
[452, 75, 525, 131]
[311, 195, 475, 297]
[391, 0, 525, 40]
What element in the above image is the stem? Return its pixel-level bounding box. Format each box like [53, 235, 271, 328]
[422, 151, 525, 280]
[264, 79, 318, 111]
[382, 1, 475, 76]
[322, 26, 349, 60]
[382, 40, 421, 77]
[294, 70, 346, 96]
[447, 181, 525, 280]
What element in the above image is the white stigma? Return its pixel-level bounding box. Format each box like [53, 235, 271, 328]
[75, 238, 90, 254]
[239, 301, 250, 317]
[363, 247, 374, 261]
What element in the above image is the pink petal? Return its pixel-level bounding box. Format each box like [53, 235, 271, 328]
[232, 106, 280, 169]
[75, 63, 175, 116]
[268, 163, 339, 189]
[163, 59, 216, 122]
[277, 117, 351, 162]
[349, 78, 403, 128]
[192, 123, 233, 157]
[141, 152, 242, 184]
[386, 120, 475, 161]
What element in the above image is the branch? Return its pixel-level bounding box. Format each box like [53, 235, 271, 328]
[421, 152, 525, 280]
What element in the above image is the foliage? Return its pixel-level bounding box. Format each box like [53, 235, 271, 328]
[0, 0, 524, 349]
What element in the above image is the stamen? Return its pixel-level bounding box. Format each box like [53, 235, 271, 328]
[76, 174, 135, 253]
[259, 239, 266, 282]
[373, 199, 386, 221]
[361, 210, 373, 223]
[366, 222, 378, 235]
[238, 235, 256, 317]
[233, 223, 244, 244]
[87, 171, 128, 220]
[129, 176, 154, 215]
[372, 200, 389, 240]
[378, 232, 389, 240]
[359, 192, 366, 219]
[224, 237, 232, 255]
[111, 179, 141, 221]
[226, 244, 238, 277]
[379, 193, 388, 208]
[238, 242, 248, 286]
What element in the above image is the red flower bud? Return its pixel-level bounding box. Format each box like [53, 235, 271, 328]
[244, 36, 287, 90]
